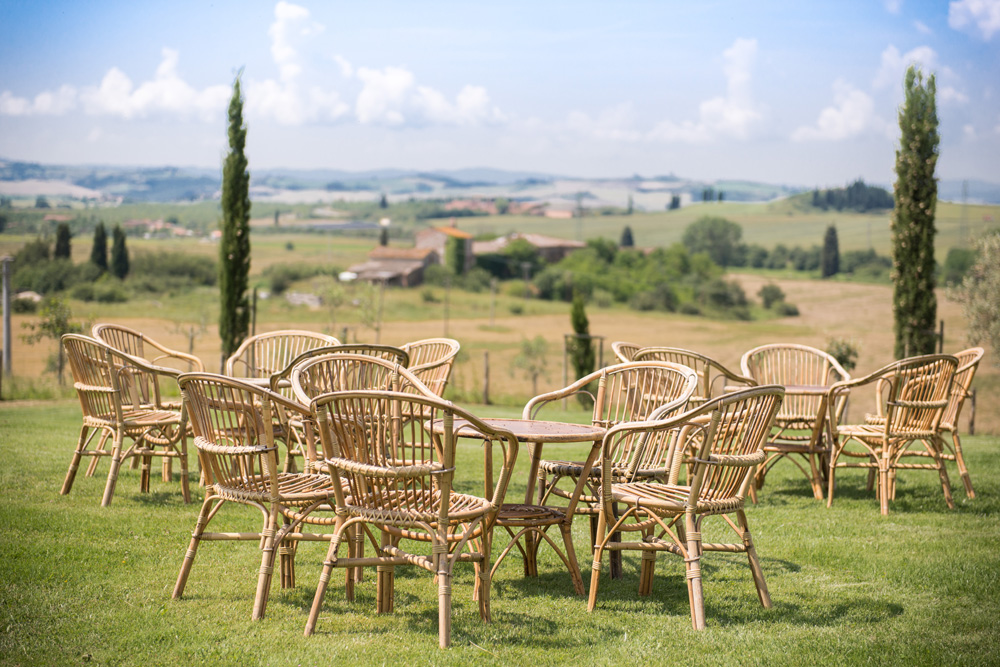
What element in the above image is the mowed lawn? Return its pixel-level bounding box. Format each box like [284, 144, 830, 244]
[1, 399, 998, 666]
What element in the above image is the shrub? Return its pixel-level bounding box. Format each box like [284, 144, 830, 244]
[421, 288, 440, 303]
[12, 297, 38, 313]
[774, 301, 800, 316]
[679, 302, 701, 316]
[758, 283, 785, 309]
[826, 338, 859, 371]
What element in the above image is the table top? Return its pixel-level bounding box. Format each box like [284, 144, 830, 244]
[447, 417, 606, 443]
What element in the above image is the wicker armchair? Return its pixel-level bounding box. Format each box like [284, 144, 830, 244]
[826, 354, 959, 515]
[740, 343, 851, 500]
[530, 362, 698, 579]
[61, 334, 191, 506]
[399, 337, 460, 398]
[611, 341, 642, 362]
[172, 373, 341, 619]
[303, 390, 519, 648]
[634, 346, 756, 406]
[225, 330, 340, 471]
[587, 385, 784, 629]
[865, 347, 984, 498]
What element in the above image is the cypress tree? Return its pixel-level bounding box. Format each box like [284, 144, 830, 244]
[891, 65, 939, 358]
[219, 72, 251, 361]
[90, 222, 108, 271]
[620, 225, 634, 248]
[54, 222, 71, 259]
[569, 292, 595, 382]
[110, 225, 129, 279]
[821, 224, 839, 278]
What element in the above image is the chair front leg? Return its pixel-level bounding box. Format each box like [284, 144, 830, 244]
[685, 512, 706, 630]
[101, 430, 127, 507]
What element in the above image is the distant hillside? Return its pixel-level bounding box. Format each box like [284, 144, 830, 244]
[1, 158, 997, 206]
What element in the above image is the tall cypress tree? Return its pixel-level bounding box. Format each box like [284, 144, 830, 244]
[110, 225, 129, 279]
[821, 224, 839, 278]
[90, 222, 108, 271]
[891, 65, 939, 358]
[569, 292, 595, 381]
[54, 222, 71, 259]
[219, 72, 251, 361]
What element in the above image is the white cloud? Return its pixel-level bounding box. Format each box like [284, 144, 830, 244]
[76, 48, 230, 121]
[647, 38, 762, 143]
[885, 0, 903, 14]
[0, 84, 78, 116]
[269, 1, 322, 82]
[791, 80, 885, 142]
[915, 20, 933, 34]
[963, 123, 977, 140]
[566, 103, 642, 142]
[873, 45, 938, 89]
[949, 0, 1000, 40]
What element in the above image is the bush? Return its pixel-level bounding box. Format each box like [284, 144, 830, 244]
[826, 338, 859, 371]
[679, 302, 701, 316]
[421, 288, 440, 303]
[12, 297, 38, 313]
[262, 262, 329, 295]
[774, 301, 800, 316]
[758, 283, 785, 309]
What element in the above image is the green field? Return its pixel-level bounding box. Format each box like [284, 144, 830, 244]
[1, 400, 998, 666]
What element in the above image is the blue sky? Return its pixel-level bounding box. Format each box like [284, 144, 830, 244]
[0, 0, 998, 187]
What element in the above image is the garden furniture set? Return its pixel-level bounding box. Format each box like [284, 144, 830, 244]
[58, 327, 984, 646]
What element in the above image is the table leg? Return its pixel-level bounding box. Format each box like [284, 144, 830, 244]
[523, 441, 543, 505]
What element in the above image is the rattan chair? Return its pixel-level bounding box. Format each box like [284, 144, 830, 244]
[225, 330, 340, 471]
[61, 334, 191, 506]
[633, 347, 756, 406]
[826, 354, 959, 515]
[399, 337, 460, 398]
[93, 323, 202, 480]
[865, 347, 984, 499]
[529, 362, 698, 580]
[303, 389, 519, 648]
[740, 343, 851, 500]
[172, 373, 341, 619]
[611, 341, 642, 363]
[587, 385, 784, 629]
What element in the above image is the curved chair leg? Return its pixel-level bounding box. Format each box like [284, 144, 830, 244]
[252, 508, 281, 620]
[61, 425, 91, 495]
[101, 431, 126, 507]
[559, 523, 586, 596]
[685, 513, 706, 630]
[304, 521, 347, 636]
[951, 431, 975, 498]
[173, 495, 215, 599]
[587, 510, 608, 612]
[931, 438, 955, 510]
[738, 509, 771, 608]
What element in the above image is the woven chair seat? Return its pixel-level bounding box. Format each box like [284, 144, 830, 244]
[213, 471, 338, 505]
[344, 488, 492, 526]
[838, 423, 937, 442]
[612, 482, 744, 514]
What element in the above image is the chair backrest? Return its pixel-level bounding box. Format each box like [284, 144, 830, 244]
[876, 355, 958, 438]
[741, 343, 851, 423]
[941, 347, 984, 430]
[178, 373, 287, 498]
[311, 390, 517, 526]
[400, 338, 460, 398]
[63, 333, 174, 415]
[290, 353, 432, 406]
[633, 346, 755, 405]
[93, 322, 204, 372]
[268, 344, 410, 393]
[225, 330, 340, 379]
[602, 385, 784, 496]
[611, 341, 642, 363]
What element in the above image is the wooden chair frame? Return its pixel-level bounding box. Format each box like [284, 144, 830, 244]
[587, 385, 784, 629]
[611, 341, 642, 363]
[633, 346, 756, 406]
[303, 389, 519, 648]
[740, 343, 851, 500]
[400, 337, 460, 398]
[61, 334, 191, 506]
[826, 354, 959, 515]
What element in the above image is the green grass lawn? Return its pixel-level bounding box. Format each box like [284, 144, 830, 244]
[1, 400, 998, 666]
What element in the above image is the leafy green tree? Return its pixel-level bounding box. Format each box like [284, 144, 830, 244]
[821, 225, 840, 278]
[942, 247, 975, 286]
[379, 193, 388, 209]
[681, 216, 745, 267]
[495, 197, 510, 215]
[110, 225, 129, 279]
[511, 336, 548, 396]
[892, 65, 939, 358]
[619, 225, 634, 248]
[626, 194, 634, 215]
[90, 222, 108, 271]
[668, 194, 681, 210]
[758, 283, 785, 309]
[54, 222, 71, 260]
[446, 236, 466, 275]
[35, 195, 49, 209]
[21, 296, 83, 385]
[219, 72, 252, 361]
[956, 233, 1000, 363]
